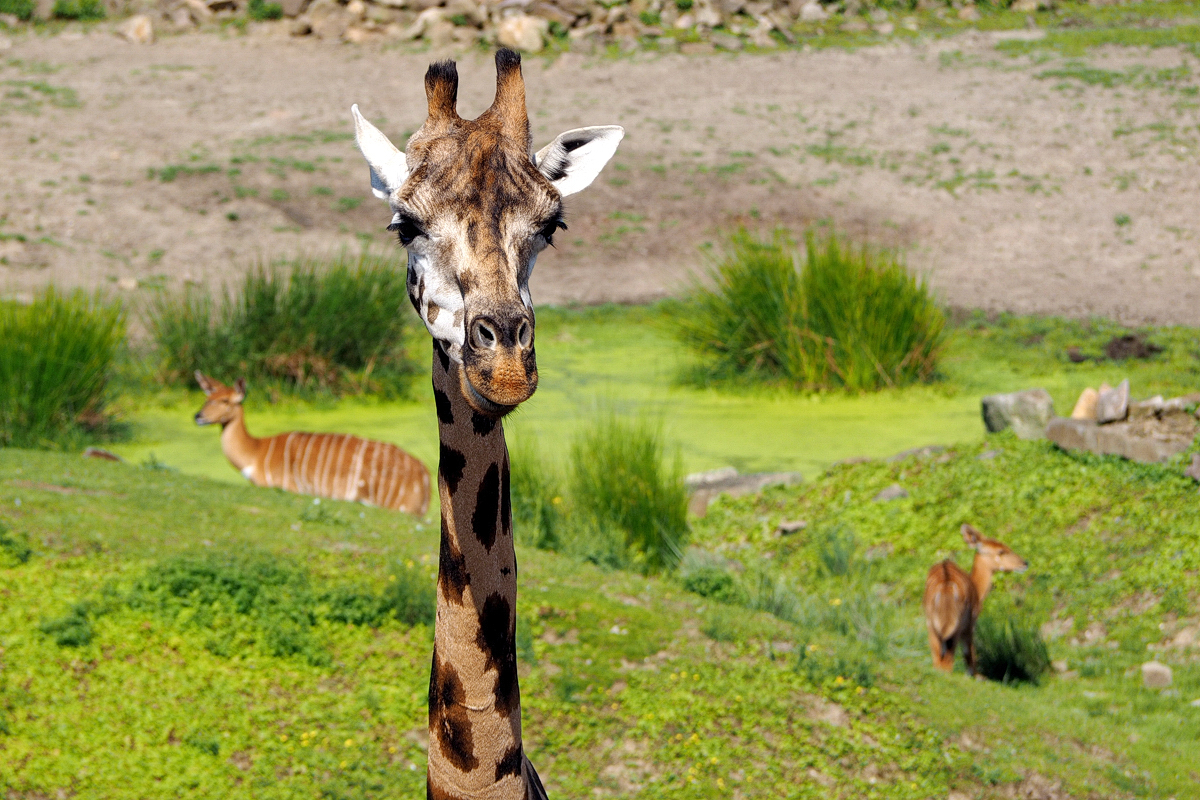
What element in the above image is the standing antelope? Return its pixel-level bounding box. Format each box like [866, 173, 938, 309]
[923, 523, 1028, 675]
[193, 372, 430, 514]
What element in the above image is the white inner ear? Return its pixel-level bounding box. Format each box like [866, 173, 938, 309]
[351, 104, 409, 202]
[534, 125, 624, 197]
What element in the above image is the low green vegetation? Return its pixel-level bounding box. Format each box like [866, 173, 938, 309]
[510, 414, 689, 574]
[49, 0, 103, 20]
[0, 288, 125, 449]
[974, 597, 1052, 685]
[0, 0, 35, 22]
[673, 229, 944, 392]
[146, 253, 417, 398]
[247, 0, 283, 20]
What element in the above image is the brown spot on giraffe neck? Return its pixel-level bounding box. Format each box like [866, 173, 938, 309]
[429, 653, 478, 773]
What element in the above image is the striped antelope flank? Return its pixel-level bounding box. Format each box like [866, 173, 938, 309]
[193, 372, 430, 515]
[923, 524, 1028, 675]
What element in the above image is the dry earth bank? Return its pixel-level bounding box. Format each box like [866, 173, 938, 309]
[1, 29, 1199, 323]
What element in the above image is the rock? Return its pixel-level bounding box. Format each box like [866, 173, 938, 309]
[654, 35, 678, 49]
[169, 4, 195, 26]
[1067, 346, 1087, 363]
[426, 18, 457, 46]
[1186, 454, 1200, 483]
[183, 0, 214, 23]
[1070, 388, 1098, 420]
[0, 16, 20, 32]
[775, 519, 807, 536]
[981, 388, 1055, 439]
[497, 13, 548, 51]
[798, 0, 827, 21]
[872, 483, 908, 502]
[977, 449, 1000, 460]
[674, 12, 695, 28]
[1096, 379, 1130, 424]
[1141, 661, 1172, 689]
[1010, 0, 1036, 10]
[678, 40, 715, 54]
[280, 0, 309, 16]
[710, 30, 743, 49]
[685, 468, 802, 516]
[1191, 698, 1200, 708]
[117, 14, 155, 44]
[693, 0, 723, 27]
[1046, 417, 1196, 464]
[531, 1, 574, 27]
[873, 21, 893, 34]
[889, 445, 946, 462]
[841, 17, 868, 32]
[957, 5, 980, 20]
[82, 447, 122, 462]
[116, 276, 139, 291]
[901, 16, 917, 31]
[345, 0, 365, 17]
[290, 16, 313, 33]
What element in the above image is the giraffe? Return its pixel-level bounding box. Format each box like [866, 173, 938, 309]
[351, 49, 623, 799]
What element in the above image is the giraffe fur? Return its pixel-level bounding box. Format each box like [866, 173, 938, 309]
[352, 49, 622, 800]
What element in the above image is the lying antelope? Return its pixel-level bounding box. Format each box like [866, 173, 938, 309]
[194, 372, 430, 514]
[923, 523, 1028, 675]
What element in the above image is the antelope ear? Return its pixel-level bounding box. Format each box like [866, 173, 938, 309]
[351, 104, 409, 202]
[233, 377, 247, 402]
[195, 371, 215, 396]
[961, 524, 982, 548]
[534, 126, 624, 197]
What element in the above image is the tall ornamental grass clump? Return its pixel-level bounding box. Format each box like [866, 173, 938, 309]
[147, 253, 416, 396]
[675, 229, 945, 392]
[569, 414, 688, 574]
[0, 289, 124, 449]
[973, 601, 1051, 684]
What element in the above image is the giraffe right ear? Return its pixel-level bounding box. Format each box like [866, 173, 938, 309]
[351, 104, 409, 201]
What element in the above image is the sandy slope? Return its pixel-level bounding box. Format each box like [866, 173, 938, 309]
[1, 28, 1198, 324]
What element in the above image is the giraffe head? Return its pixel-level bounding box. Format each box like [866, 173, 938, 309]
[352, 49, 623, 417]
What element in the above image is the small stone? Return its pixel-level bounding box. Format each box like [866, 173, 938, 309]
[496, 13, 548, 52]
[1096, 379, 1130, 424]
[1067, 346, 1087, 363]
[873, 21, 893, 34]
[0, 15, 20, 32]
[1141, 661, 1172, 689]
[169, 5, 194, 27]
[655, 35, 678, 50]
[981, 388, 1055, 439]
[957, 5, 980, 20]
[116, 277, 138, 291]
[1191, 698, 1200, 708]
[977, 449, 1000, 460]
[1010, 0, 1036, 10]
[799, 0, 827, 21]
[345, 0, 365, 16]
[425, 18, 456, 46]
[710, 30, 743, 50]
[117, 14, 154, 44]
[1071, 387, 1098, 421]
[679, 40, 714, 54]
[1185, 454, 1200, 483]
[1052, 659, 1069, 673]
[872, 483, 908, 502]
[901, 16, 917, 31]
[841, 17, 868, 32]
[775, 519, 807, 536]
[279, 0, 308, 17]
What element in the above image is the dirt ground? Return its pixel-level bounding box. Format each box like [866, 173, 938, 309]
[2, 28, 1199, 325]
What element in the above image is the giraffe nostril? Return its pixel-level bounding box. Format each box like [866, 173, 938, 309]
[472, 318, 498, 350]
[517, 319, 532, 349]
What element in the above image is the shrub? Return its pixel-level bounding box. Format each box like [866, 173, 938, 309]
[147, 253, 417, 397]
[381, 562, 436, 628]
[0, 288, 125, 449]
[813, 524, 857, 577]
[674, 228, 945, 392]
[0, 522, 33, 567]
[569, 414, 688, 574]
[0, 0, 35, 21]
[247, 0, 283, 19]
[51, 0, 104, 19]
[974, 602, 1051, 684]
[39, 603, 94, 647]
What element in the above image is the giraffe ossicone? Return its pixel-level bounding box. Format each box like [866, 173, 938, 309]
[352, 49, 622, 800]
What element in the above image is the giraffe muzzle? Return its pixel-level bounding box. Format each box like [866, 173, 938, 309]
[462, 313, 538, 413]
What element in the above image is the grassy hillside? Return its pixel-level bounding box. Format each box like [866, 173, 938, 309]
[2, 428, 1198, 798]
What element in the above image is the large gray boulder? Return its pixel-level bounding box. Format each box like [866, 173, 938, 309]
[981, 389, 1055, 439]
[1046, 416, 1196, 464]
[684, 467, 801, 517]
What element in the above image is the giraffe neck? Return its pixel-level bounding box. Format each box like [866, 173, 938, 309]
[428, 342, 532, 800]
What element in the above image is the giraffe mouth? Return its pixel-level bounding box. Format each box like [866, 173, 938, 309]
[462, 372, 518, 418]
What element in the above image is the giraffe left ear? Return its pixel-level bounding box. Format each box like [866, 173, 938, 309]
[351, 104, 409, 201]
[534, 126, 624, 197]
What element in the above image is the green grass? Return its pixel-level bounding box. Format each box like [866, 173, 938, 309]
[0, 0, 34, 21]
[566, 413, 689, 574]
[247, 0, 283, 20]
[974, 597, 1052, 685]
[673, 229, 945, 392]
[50, 0, 103, 19]
[145, 252, 417, 397]
[0, 288, 125, 449]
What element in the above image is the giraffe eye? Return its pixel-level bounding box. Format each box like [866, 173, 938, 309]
[388, 215, 424, 246]
[540, 218, 566, 245]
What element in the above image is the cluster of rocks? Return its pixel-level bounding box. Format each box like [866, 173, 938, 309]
[982, 384, 1200, 470]
[0, 0, 1022, 52]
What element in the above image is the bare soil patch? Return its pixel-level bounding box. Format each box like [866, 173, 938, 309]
[2, 30, 1199, 324]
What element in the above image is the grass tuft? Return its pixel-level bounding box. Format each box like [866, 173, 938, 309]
[974, 599, 1052, 684]
[569, 413, 688, 574]
[674, 228, 945, 392]
[146, 252, 417, 397]
[0, 288, 125, 449]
